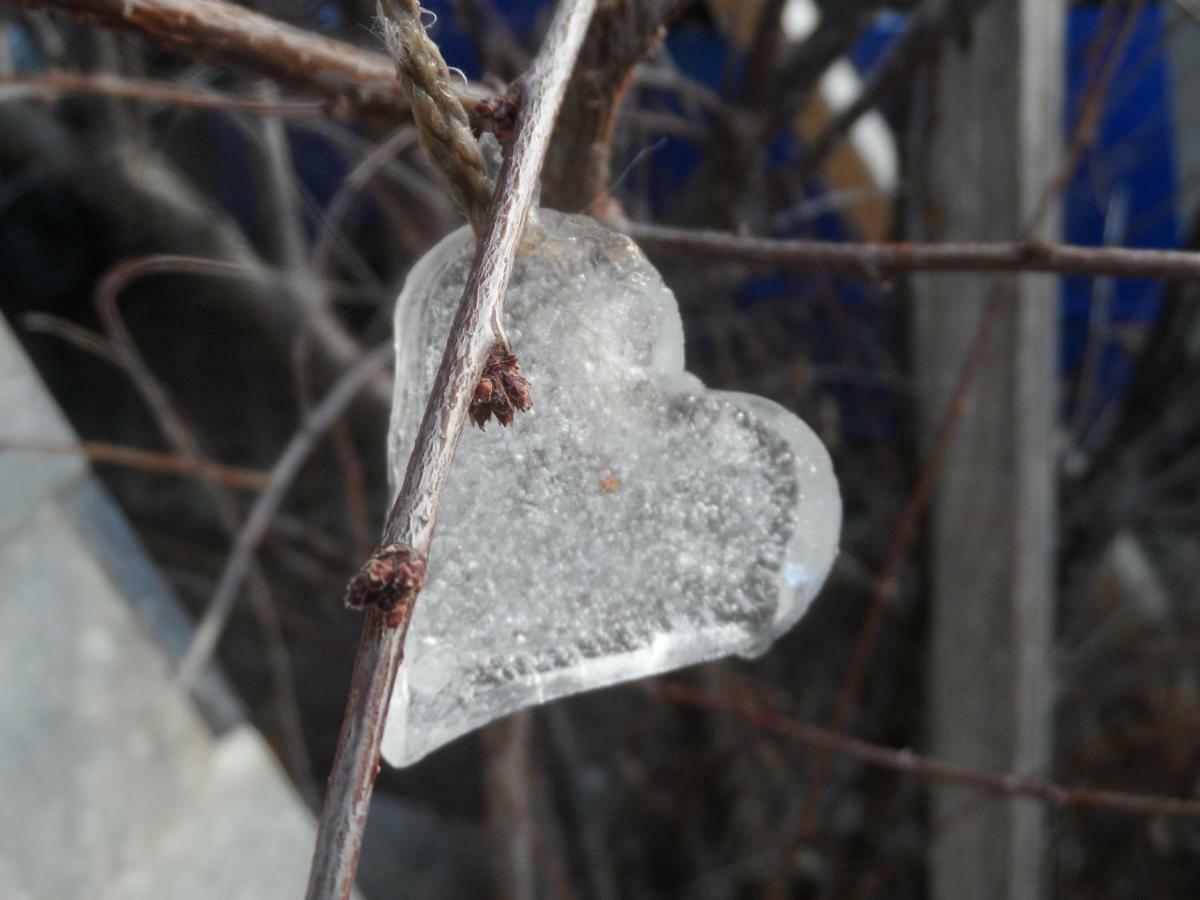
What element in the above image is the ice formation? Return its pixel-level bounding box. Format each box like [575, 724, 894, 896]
[383, 210, 841, 766]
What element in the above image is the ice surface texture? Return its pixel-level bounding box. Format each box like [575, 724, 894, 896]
[384, 211, 841, 766]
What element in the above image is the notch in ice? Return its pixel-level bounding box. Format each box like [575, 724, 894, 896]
[383, 211, 841, 766]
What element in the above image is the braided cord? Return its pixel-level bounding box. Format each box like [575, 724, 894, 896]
[379, 0, 493, 234]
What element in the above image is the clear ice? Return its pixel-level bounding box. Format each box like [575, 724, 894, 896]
[383, 211, 841, 766]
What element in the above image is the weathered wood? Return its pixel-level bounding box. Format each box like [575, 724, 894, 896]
[909, 1, 1062, 898]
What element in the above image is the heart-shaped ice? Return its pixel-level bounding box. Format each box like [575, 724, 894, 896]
[383, 211, 841, 766]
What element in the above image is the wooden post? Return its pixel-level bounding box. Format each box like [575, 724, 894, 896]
[909, 1, 1062, 898]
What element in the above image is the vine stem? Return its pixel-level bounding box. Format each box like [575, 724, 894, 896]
[621, 221, 1200, 282]
[303, 2, 597, 897]
[12, 0, 408, 113]
[656, 680, 1200, 820]
[177, 345, 392, 690]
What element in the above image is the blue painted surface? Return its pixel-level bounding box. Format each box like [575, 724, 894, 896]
[1061, 3, 1177, 445]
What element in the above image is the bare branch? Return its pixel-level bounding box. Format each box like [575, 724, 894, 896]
[0, 70, 326, 115]
[541, 0, 685, 211]
[10, 0, 414, 114]
[93, 254, 316, 798]
[312, 126, 420, 278]
[483, 713, 538, 900]
[305, 2, 598, 897]
[1, 104, 388, 412]
[178, 345, 392, 689]
[622, 221, 1200, 282]
[0, 438, 268, 491]
[657, 680, 1200, 820]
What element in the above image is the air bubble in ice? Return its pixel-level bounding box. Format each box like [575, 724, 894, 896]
[382, 211, 841, 766]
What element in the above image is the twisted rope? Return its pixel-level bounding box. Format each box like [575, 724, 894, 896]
[378, 0, 493, 234]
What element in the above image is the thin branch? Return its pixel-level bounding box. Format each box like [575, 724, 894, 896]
[305, 2, 597, 896]
[631, 63, 728, 119]
[177, 345, 392, 688]
[21, 311, 120, 363]
[451, 0, 531, 79]
[657, 680, 1200, 820]
[0, 438, 268, 491]
[761, 292, 1007, 900]
[311, 125, 419, 278]
[0, 70, 326, 116]
[1, 105, 387, 412]
[11, 0, 409, 114]
[622, 221, 1200, 282]
[483, 712, 538, 900]
[541, 0, 684, 211]
[93, 255, 316, 799]
[741, 0, 789, 104]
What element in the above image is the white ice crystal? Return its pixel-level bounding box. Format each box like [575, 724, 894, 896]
[383, 211, 841, 766]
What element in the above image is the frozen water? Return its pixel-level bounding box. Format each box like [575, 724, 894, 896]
[383, 211, 841, 766]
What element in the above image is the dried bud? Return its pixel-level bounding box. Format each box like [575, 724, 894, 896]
[473, 92, 520, 143]
[344, 543, 427, 629]
[499, 365, 532, 416]
[469, 345, 532, 429]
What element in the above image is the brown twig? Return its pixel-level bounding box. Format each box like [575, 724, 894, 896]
[656, 680, 1200, 820]
[330, 422, 373, 566]
[11, 0, 411, 114]
[177, 345, 392, 688]
[92, 254, 316, 799]
[1, 106, 387, 412]
[622, 221, 1200, 282]
[452, 0, 531, 79]
[1024, 0, 1145, 238]
[304, 2, 597, 897]
[483, 712, 538, 900]
[740, 0, 789, 105]
[0, 70, 326, 115]
[540, 0, 684, 211]
[0, 438, 268, 491]
[311, 125, 420, 278]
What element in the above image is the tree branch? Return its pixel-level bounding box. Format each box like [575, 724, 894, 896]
[0, 438, 268, 490]
[0, 70, 326, 115]
[177, 345, 391, 688]
[10, 0, 413, 114]
[658, 679, 1200, 820]
[622, 221, 1200, 282]
[304, 2, 597, 897]
[541, 0, 685, 211]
